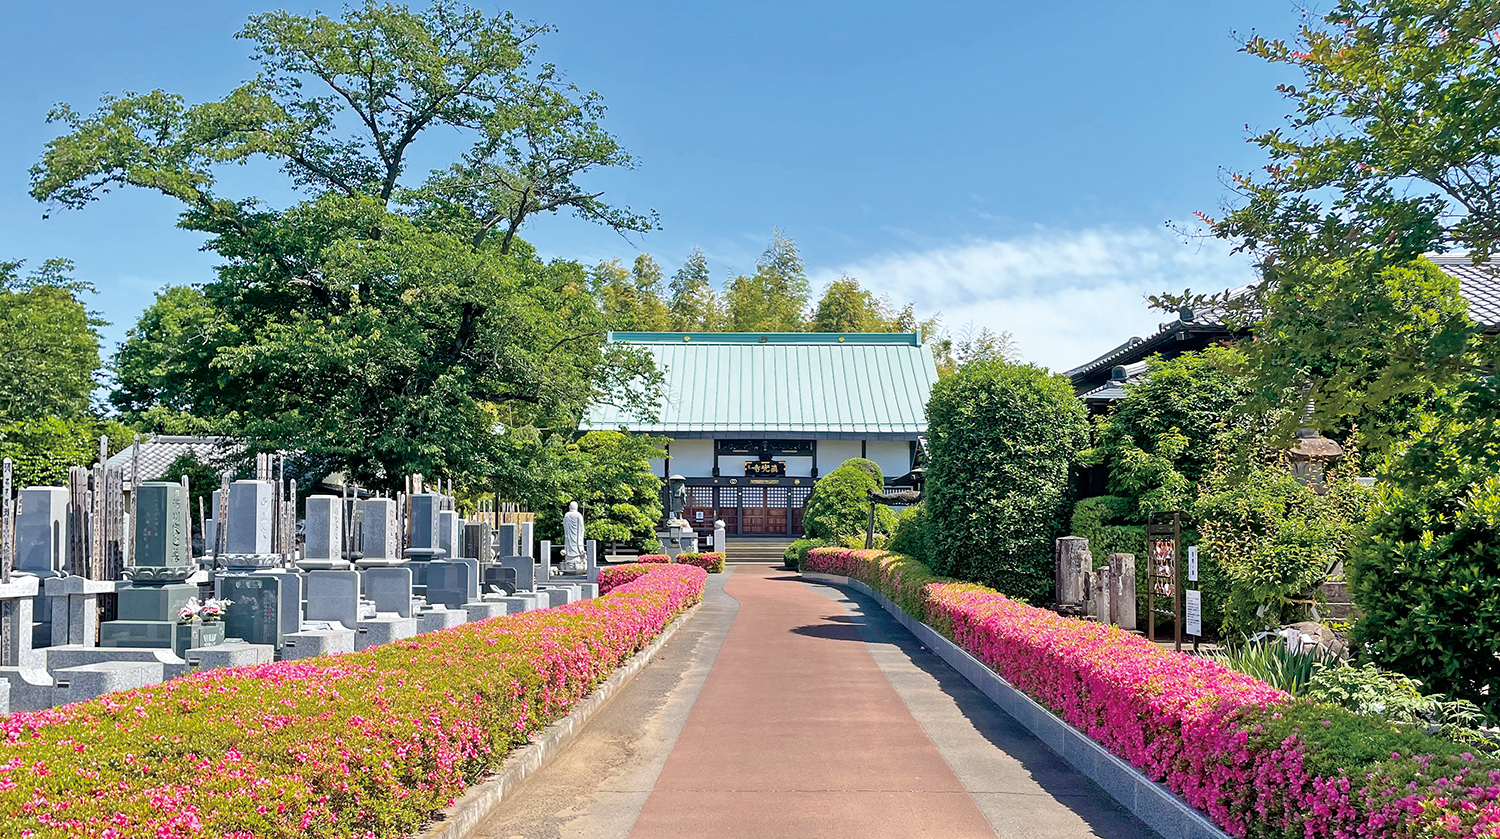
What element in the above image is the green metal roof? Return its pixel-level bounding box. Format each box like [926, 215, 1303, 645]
[584, 332, 937, 438]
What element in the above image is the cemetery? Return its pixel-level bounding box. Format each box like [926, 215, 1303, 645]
[0, 448, 613, 717]
[8, 1, 1500, 837]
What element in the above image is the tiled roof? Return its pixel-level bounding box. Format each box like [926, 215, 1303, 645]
[1431, 255, 1500, 327]
[1069, 261, 1500, 387]
[105, 436, 240, 484]
[583, 332, 937, 438]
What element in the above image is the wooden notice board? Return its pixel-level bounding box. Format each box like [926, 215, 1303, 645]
[1146, 511, 1184, 651]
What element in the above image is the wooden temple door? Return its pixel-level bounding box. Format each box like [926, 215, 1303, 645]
[790, 486, 812, 535]
[716, 487, 739, 535]
[740, 487, 772, 534]
[685, 486, 716, 536]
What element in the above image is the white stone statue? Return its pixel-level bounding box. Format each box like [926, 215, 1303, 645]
[561, 501, 586, 573]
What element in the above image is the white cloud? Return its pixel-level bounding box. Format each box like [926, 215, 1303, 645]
[811, 227, 1256, 372]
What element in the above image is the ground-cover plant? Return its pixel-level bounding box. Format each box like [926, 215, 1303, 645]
[0, 564, 706, 838]
[597, 562, 665, 593]
[803, 546, 1500, 838]
[1206, 640, 1336, 696]
[635, 554, 671, 564]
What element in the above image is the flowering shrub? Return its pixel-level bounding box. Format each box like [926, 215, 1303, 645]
[674, 552, 726, 573]
[636, 554, 671, 564]
[598, 563, 660, 594]
[804, 547, 1500, 839]
[0, 564, 705, 838]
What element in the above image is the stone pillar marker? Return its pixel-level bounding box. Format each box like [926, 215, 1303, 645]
[16, 487, 69, 579]
[222, 480, 277, 569]
[537, 540, 552, 582]
[101, 482, 204, 654]
[298, 495, 348, 570]
[1109, 553, 1137, 631]
[496, 523, 518, 558]
[1054, 536, 1091, 614]
[461, 521, 493, 563]
[437, 510, 461, 563]
[714, 519, 727, 554]
[586, 540, 598, 584]
[405, 494, 444, 559]
[1092, 566, 1113, 624]
[519, 521, 534, 558]
[357, 498, 402, 567]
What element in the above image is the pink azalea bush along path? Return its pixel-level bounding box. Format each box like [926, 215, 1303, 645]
[0, 563, 705, 839]
[804, 547, 1500, 839]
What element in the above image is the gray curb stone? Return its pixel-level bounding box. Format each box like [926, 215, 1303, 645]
[801, 571, 1229, 839]
[414, 601, 702, 839]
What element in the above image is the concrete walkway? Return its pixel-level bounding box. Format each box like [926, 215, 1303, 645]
[473, 565, 1157, 839]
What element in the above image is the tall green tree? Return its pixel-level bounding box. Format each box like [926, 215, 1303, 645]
[723, 230, 810, 332]
[35, 2, 660, 490]
[667, 248, 722, 331]
[810, 275, 906, 333]
[925, 359, 1088, 603]
[0, 259, 101, 423]
[594, 255, 669, 331]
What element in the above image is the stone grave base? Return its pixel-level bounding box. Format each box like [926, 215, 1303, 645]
[536, 587, 572, 608]
[492, 595, 541, 615]
[462, 602, 508, 622]
[280, 628, 356, 661]
[53, 660, 163, 705]
[355, 616, 420, 651]
[0, 667, 54, 713]
[419, 607, 468, 634]
[181, 641, 274, 671]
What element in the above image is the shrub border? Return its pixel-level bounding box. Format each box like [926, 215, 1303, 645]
[414, 601, 701, 839]
[801, 571, 1229, 839]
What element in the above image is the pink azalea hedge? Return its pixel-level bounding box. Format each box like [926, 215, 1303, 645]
[0, 564, 706, 838]
[632, 553, 726, 572]
[804, 546, 1500, 839]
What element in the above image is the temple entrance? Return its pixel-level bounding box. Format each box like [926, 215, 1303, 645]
[677, 483, 812, 537]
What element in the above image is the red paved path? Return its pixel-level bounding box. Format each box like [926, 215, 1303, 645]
[627, 564, 997, 838]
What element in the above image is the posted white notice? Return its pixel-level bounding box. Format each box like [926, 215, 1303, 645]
[1187, 546, 1199, 582]
[1185, 589, 1202, 637]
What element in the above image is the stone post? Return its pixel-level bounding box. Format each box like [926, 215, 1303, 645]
[1054, 536, 1091, 611]
[297, 495, 348, 570]
[538, 540, 552, 582]
[1109, 553, 1137, 631]
[357, 498, 402, 567]
[713, 519, 726, 554]
[1092, 566, 1112, 625]
[586, 540, 598, 584]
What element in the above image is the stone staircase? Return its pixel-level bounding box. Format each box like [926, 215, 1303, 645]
[726, 537, 798, 565]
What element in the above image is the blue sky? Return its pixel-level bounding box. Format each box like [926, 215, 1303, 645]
[0, 1, 1303, 370]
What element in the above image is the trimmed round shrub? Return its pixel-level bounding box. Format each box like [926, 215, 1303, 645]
[784, 537, 825, 570]
[803, 458, 896, 541]
[925, 359, 1088, 603]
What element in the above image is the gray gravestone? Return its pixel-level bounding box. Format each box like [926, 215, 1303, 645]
[358, 498, 402, 567]
[586, 540, 599, 584]
[305, 570, 361, 630]
[497, 523, 518, 558]
[437, 510, 462, 562]
[461, 521, 493, 563]
[520, 521, 534, 558]
[404, 494, 444, 560]
[538, 539, 552, 582]
[364, 567, 414, 618]
[299, 495, 347, 570]
[425, 560, 471, 609]
[1109, 553, 1137, 630]
[343, 497, 364, 561]
[223, 480, 276, 569]
[498, 555, 534, 592]
[221, 575, 284, 648]
[16, 487, 68, 578]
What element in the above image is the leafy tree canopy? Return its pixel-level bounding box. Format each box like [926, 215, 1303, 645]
[0, 259, 103, 424]
[35, 1, 662, 491]
[1163, 1, 1500, 445]
[724, 230, 812, 332]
